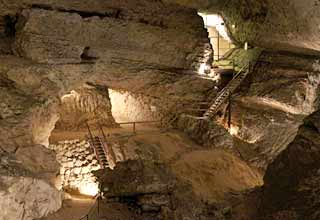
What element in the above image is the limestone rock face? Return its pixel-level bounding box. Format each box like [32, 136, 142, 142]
[15, 145, 59, 175]
[218, 51, 320, 170]
[178, 114, 234, 150]
[56, 84, 117, 130]
[12, 4, 211, 71]
[49, 139, 101, 196]
[220, 0, 320, 54]
[109, 89, 160, 122]
[0, 176, 62, 220]
[248, 111, 320, 219]
[95, 160, 213, 220]
[98, 160, 176, 197]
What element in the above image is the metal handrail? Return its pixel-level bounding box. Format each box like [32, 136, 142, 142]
[181, 61, 251, 120]
[86, 122, 106, 168]
[79, 194, 101, 220]
[97, 122, 117, 168]
[117, 120, 160, 134]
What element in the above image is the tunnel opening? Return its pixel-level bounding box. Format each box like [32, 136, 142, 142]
[198, 13, 235, 62]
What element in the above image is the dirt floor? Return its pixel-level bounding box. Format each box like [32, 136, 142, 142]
[171, 150, 263, 202]
[39, 198, 95, 220]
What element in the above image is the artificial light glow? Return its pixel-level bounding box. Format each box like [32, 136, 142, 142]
[208, 69, 221, 82]
[198, 13, 231, 42]
[79, 182, 99, 197]
[61, 90, 80, 101]
[229, 125, 239, 136]
[198, 63, 210, 75]
[244, 42, 248, 50]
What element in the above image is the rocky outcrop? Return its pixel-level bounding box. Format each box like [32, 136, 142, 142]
[220, 0, 320, 55]
[0, 176, 62, 220]
[216, 51, 320, 170]
[56, 84, 117, 130]
[177, 114, 234, 150]
[224, 110, 320, 220]
[2, 1, 211, 71]
[109, 89, 160, 122]
[259, 111, 320, 220]
[95, 160, 217, 220]
[91, 130, 262, 220]
[0, 151, 62, 220]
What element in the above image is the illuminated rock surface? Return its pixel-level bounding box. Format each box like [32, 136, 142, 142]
[0, 0, 320, 219]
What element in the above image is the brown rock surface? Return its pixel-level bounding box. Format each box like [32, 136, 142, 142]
[259, 111, 320, 220]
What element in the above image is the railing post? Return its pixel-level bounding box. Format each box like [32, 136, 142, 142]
[228, 93, 232, 129]
[133, 122, 136, 134]
[86, 121, 95, 141]
[97, 196, 100, 215]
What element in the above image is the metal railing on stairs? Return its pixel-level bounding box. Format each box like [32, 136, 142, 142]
[86, 122, 117, 169]
[203, 63, 250, 119]
[185, 61, 252, 120]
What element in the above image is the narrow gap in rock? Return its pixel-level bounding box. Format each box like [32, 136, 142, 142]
[31, 4, 118, 19]
[80, 47, 99, 63]
[4, 15, 17, 37]
[304, 121, 319, 132]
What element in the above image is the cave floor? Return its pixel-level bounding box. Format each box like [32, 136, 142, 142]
[49, 124, 263, 203]
[39, 198, 95, 220]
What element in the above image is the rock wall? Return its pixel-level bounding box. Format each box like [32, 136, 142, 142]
[109, 89, 160, 122]
[56, 84, 117, 130]
[1, 1, 211, 71]
[220, 0, 320, 55]
[0, 148, 62, 220]
[219, 51, 320, 170]
[260, 111, 320, 220]
[48, 139, 101, 196]
[0, 176, 62, 220]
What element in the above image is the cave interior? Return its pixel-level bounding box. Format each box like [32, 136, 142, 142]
[0, 1, 320, 220]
